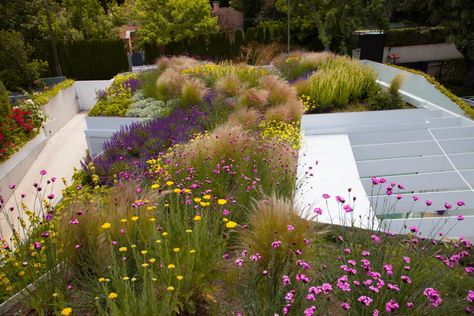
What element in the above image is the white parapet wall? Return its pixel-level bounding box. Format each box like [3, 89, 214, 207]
[74, 80, 113, 111]
[84, 116, 145, 156]
[42, 85, 80, 136]
[383, 43, 463, 64]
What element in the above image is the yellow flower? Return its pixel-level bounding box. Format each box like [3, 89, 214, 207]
[101, 222, 111, 229]
[226, 221, 238, 229]
[185, 229, 192, 233]
[176, 275, 184, 281]
[167, 286, 175, 291]
[122, 276, 129, 280]
[151, 183, 160, 189]
[193, 197, 201, 203]
[217, 199, 227, 205]
[162, 232, 168, 237]
[131, 244, 137, 248]
[199, 202, 207, 207]
[149, 217, 156, 222]
[141, 263, 149, 268]
[98, 277, 106, 283]
[152, 278, 157, 281]
[156, 239, 162, 243]
[173, 248, 180, 253]
[149, 258, 156, 263]
[131, 216, 139, 221]
[147, 206, 156, 211]
[18, 271, 25, 277]
[108, 292, 118, 299]
[119, 247, 127, 252]
[174, 188, 181, 194]
[120, 218, 127, 223]
[141, 250, 148, 255]
[184, 189, 191, 193]
[223, 217, 229, 223]
[193, 215, 202, 221]
[189, 249, 196, 254]
[61, 307, 73, 316]
[203, 194, 211, 200]
[168, 264, 175, 269]
[166, 181, 174, 186]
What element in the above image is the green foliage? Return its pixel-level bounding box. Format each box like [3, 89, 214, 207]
[0, 30, 48, 91]
[125, 92, 177, 119]
[0, 82, 10, 121]
[34, 40, 129, 80]
[31, 79, 75, 106]
[135, 0, 218, 46]
[385, 27, 448, 47]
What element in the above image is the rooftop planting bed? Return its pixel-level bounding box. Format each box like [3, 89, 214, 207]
[1, 56, 472, 316]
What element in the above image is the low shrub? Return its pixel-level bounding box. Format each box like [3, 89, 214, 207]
[155, 68, 188, 101]
[367, 74, 405, 111]
[30, 79, 75, 106]
[125, 92, 177, 119]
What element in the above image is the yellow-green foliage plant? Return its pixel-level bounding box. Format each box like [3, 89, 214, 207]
[155, 68, 188, 101]
[389, 64, 474, 119]
[180, 78, 207, 106]
[31, 79, 75, 106]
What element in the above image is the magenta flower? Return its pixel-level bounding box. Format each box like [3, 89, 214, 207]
[336, 195, 345, 203]
[40, 169, 47, 176]
[385, 299, 400, 313]
[379, 177, 386, 183]
[303, 306, 316, 316]
[423, 287, 442, 307]
[271, 240, 282, 248]
[467, 290, 474, 303]
[387, 283, 400, 292]
[313, 207, 322, 215]
[296, 273, 310, 283]
[343, 204, 353, 213]
[358, 295, 373, 306]
[222, 209, 230, 216]
[8, 184, 16, 190]
[371, 177, 379, 185]
[426, 200, 433, 206]
[321, 283, 333, 294]
[403, 256, 411, 263]
[444, 202, 452, 209]
[287, 224, 295, 232]
[297, 259, 312, 270]
[341, 303, 350, 310]
[34, 242, 41, 249]
[373, 309, 380, 316]
[398, 184, 405, 189]
[457, 215, 465, 221]
[401, 275, 412, 284]
[407, 302, 414, 308]
[409, 226, 418, 233]
[371, 234, 381, 244]
[69, 218, 79, 225]
[306, 293, 316, 301]
[234, 258, 244, 266]
[396, 194, 403, 200]
[362, 250, 371, 257]
[465, 267, 474, 274]
[413, 195, 419, 201]
[282, 275, 291, 286]
[457, 200, 466, 207]
[322, 193, 330, 199]
[383, 264, 394, 275]
[47, 193, 55, 200]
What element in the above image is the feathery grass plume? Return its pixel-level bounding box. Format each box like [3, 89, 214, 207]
[227, 107, 261, 130]
[237, 88, 269, 109]
[156, 56, 199, 75]
[259, 75, 297, 106]
[155, 68, 187, 100]
[239, 42, 286, 66]
[264, 99, 304, 123]
[215, 75, 242, 97]
[389, 73, 406, 96]
[181, 78, 207, 106]
[303, 51, 335, 69]
[240, 195, 312, 267]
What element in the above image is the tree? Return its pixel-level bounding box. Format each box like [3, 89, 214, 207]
[275, 0, 388, 53]
[0, 31, 48, 91]
[135, 0, 219, 46]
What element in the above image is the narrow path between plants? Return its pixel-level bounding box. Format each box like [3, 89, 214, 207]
[0, 112, 88, 242]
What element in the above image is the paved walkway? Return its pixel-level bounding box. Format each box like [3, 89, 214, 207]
[0, 112, 88, 243]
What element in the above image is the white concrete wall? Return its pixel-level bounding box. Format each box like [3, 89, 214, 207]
[85, 116, 145, 156]
[383, 43, 463, 64]
[0, 133, 48, 201]
[74, 80, 113, 111]
[42, 85, 80, 136]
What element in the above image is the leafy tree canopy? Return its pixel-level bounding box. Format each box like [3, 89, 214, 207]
[135, 0, 218, 46]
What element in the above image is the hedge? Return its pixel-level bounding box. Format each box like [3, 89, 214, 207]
[385, 27, 448, 47]
[34, 40, 129, 80]
[389, 64, 474, 120]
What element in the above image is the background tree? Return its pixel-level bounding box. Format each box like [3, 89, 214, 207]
[135, 0, 218, 46]
[275, 0, 388, 53]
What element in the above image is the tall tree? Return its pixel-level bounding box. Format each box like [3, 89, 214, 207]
[275, 0, 388, 53]
[135, 0, 218, 45]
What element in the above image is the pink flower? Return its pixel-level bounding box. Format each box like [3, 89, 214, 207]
[373, 309, 380, 316]
[413, 195, 419, 201]
[401, 275, 412, 284]
[426, 200, 432, 206]
[423, 287, 442, 307]
[303, 306, 316, 316]
[387, 283, 400, 291]
[8, 184, 16, 190]
[383, 264, 393, 275]
[343, 204, 353, 213]
[396, 194, 403, 200]
[322, 193, 330, 199]
[385, 299, 399, 313]
[321, 283, 333, 294]
[407, 302, 414, 308]
[40, 169, 47, 176]
[282, 275, 291, 286]
[403, 256, 411, 263]
[297, 259, 312, 270]
[69, 218, 79, 225]
[444, 202, 452, 209]
[398, 184, 405, 190]
[467, 290, 474, 303]
[344, 248, 351, 254]
[336, 196, 345, 203]
[313, 207, 322, 215]
[409, 226, 418, 233]
[465, 267, 474, 274]
[457, 200, 466, 207]
[222, 209, 230, 216]
[234, 258, 243, 266]
[362, 250, 371, 257]
[271, 240, 282, 248]
[457, 215, 465, 221]
[358, 295, 373, 306]
[287, 224, 295, 232]
[296, 273, 310, 283]
[371, 234, 381, 244]
[47, 193, 55, 200]
[341, 303, 350, 310]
